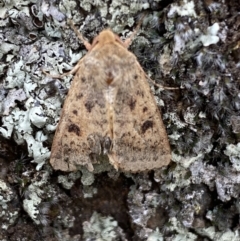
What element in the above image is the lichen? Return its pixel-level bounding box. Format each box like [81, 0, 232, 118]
[147, 228, 163, 241]
[23, 171, 58, 225]
[168, 0, 197, 18]
[199, 23, 220, 47]
[83, 212, 126, 241]
[0, 179, 20, 230]
[0, 0, 240, 239]
[58, 171, 81, 189]
[224, 143, 240, 171]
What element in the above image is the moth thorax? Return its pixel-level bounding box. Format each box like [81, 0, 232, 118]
[98, 30, 116, 44]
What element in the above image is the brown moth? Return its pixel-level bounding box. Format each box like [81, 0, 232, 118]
[49, 25, 171, 172]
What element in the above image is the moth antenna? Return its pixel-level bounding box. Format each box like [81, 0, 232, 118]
[123, 13, 146, 48]
[67, 19, 92, 51]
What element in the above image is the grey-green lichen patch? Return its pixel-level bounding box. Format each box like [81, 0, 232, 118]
[167, 217, 198, 240]
[0, 43, 20, 59]
[147, 228, 163, 241]
[80, 168, 95, 186]
[127, 173, 169, 239]
[224, 143, 240, 171]
[163, 162, 191, 191]
[0, 179, 20, 230]
[168, 0, 197, 18]
[196, 226, 240, 241]
[172, 152, 203, 169]
[0, 30, 80, 170]
[190, 159, 240, 202]
[83, 212, 126, 241]
[82, 185, 98, 198]
[2, 89, 26, 115]
[71, 156, 115, 186]
[128, 186, 161, 227]
[58, 171, 81, 189]
[23, 171, 58, 225]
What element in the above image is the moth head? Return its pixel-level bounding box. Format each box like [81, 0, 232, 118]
[91, 29, 125, 49]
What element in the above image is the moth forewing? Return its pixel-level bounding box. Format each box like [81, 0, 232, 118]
[50, 29, 171, 172]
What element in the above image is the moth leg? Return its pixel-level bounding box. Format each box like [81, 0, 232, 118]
[86, 162, 94, 172]
[107, 153, 119, 171]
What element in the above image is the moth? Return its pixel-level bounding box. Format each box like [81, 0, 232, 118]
[49, 22, 171, 172]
